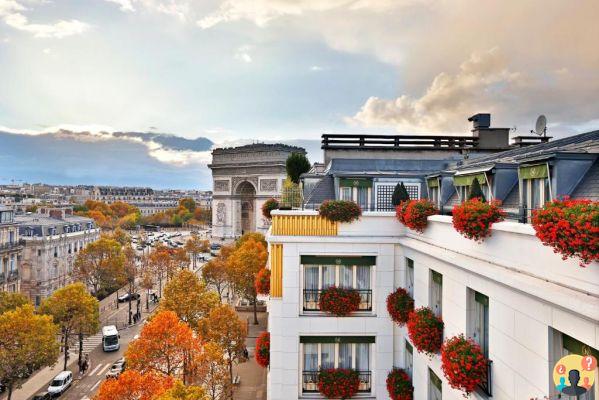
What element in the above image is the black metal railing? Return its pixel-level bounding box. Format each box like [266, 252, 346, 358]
[478, 359, 492, 396]
[302, 371, 372, 392]
[322, 134, 478, 150]
[0, 239, 25, 252]
[303, 289, 372, 312]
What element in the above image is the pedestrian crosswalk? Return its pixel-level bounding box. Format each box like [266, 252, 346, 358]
[78, 332, 103, 354]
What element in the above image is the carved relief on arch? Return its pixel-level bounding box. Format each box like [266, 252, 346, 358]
[232, 176, 259, 194]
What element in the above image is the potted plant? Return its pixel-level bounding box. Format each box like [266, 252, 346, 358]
[407, 307, 444, 356]
[261, 198, 279, 219]
[319, 200, 362, 223]
[441, 334, 488, 395]
[255, 331, 270, 368]
[319, 286, 361, 316]
[452, 198, 505, 242]
[386, 368, 413, 400]
[318, 368, 360, 399]
[386, 287, 414, 326]
[532, 198, 598, 266]
[254, 267, 270, 295]
[397, 199, 438, 232]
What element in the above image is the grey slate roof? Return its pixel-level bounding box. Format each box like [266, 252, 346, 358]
[572, 160, 599, 201]
[304, 175, 334, 206]
[328, 158, 452, 175]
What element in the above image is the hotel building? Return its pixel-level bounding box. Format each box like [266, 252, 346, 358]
[266, 116, 598, 400]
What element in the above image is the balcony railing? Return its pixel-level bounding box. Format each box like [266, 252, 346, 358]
[478, 359, 492, 397]
[322, 134, 478, 150]
[302, 371, 372, 393]
[0, 239, 25, 252]
[303, 289, 372, 312]
[7, 270, 18, 281]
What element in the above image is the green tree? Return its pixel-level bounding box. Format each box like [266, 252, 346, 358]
[0, 305, 60, 400]
[392, 182, 411, 206]
[40, 283, 100, 371]
[0, 292, 29, 314]
[468, 178, 486, 202]
[179, 198, 196, 212]
[285, 152, 310, 184]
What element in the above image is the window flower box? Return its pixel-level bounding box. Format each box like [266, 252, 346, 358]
[386, 368, 413, 400]
[396, 200, 438, 233]
[319, 286, 361, 317]
[407, 307, 444, 356]
[386, 287, 414, 326]
[255, 331, 270, 368]
[318, 368, 360, 399]
[319, 200, 362, 223]
[441, 334, 488, 396]
[452, 198, 505, 242]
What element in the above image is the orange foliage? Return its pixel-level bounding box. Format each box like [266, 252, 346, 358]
[94, 370, 174, 400]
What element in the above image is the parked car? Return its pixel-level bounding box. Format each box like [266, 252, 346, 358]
[32, 392, 52, 400]
[105, 358, 126, 379]
[117, 292, 140, 302]
[47, 371, 72, 397]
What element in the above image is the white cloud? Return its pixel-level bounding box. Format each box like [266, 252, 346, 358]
[234, 45, 252, 63]
[105, 0, 135, 12]
[42, 47, 50, 54]
[0, 0, 89, 38]
[105, 0, 191, 20]
[310, 65, 324, 71]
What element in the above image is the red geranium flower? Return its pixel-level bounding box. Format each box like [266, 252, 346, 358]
[441, 334, 488, 395]
[396, 200, 438, 233]
[386, 368, 413, 400]
[452, 198, 505, 242]
[254, 267, 270, 295]
[386, 287, 414, 326]
[255, 331, 270, 368]
[318, 368, 360, 399]
[407, 307, 444, 356]
[319, 286, 361, 317]
[319, 200, 362, 223]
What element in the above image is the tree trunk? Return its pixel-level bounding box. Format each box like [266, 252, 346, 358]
[159, 276, 163, 298]
[253, 294, 258, 325]
[63, 332, 69, 371]
[228, 359, 234, 400]
[146, 288, 150, 311]
[128, 294, 132, 325]
[78, 332, 83, 372]
[7, 383, 13, 400]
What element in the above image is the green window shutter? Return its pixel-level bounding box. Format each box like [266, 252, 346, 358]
[405, 341, 413, 354]
[474, 291, 489, 307]
[300, 336, 376, 344]
[427, 178, 439, 188]
[429, 369, 442, 390]
[453, 173, 487, 187]
[339, 178, 373, 188]
[301, 255, 376, 266]
[431, 270, 443, 284]
[519, 164, 548, 179]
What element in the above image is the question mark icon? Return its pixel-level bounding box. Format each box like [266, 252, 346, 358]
[581, 356, 597, 371]
[556, 364, 566, 374]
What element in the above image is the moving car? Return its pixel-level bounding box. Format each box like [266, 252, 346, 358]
[117, 292, 140, 302]
[47, 371, 72, 397]
[32, 392, 52, 400]
[105, 358, 126, 379]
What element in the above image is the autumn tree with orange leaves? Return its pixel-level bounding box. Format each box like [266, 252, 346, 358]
[148, 246, 174, 297]
[227, 234, 268, 324]
[94, 370, 174, 400]
[126, 311, 204, 384]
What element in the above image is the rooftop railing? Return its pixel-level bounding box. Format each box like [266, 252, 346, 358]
[322, 134, 478, 150]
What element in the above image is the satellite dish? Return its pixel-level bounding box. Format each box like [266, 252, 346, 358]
[534, 115, 547, 136]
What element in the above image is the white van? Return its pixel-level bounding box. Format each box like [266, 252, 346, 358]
[102, 325, 120, 352]
[47, 371, 72, 396]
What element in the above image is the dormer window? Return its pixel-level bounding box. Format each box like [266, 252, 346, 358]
[454, 174, 489, 202]
[339, 178, 372, 210]
[519, 164, 551, 220]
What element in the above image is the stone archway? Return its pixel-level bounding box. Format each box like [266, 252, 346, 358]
[236, 181, 256, 234]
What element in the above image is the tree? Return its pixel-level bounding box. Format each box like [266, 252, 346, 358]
[392, 182, 411, 206]
[156, 381, 207, 400]
[123, 246, 139, 325]
[205, 305, 247, 400]
[126, 311, 204, 384]
[227, 237, 268, 324]
[111, 227, 132, 247]
[94, 370, 174, 400]
[139, 254, 155, 312]
[184, 235, 210, 270]
[179, 198, 196, 213]
[0, 305, 60, 400]
[202, 258, 229, 302]
[171, 248, 190, 271]
[149, 246, 174, 297]
[200, 343, 230, 400]
[0, 291, 29, 315]
[235, 232, 267, 249]
[468, 177, 486, 202]
[285, 152, 310, 184]
[160, 270, 219, 331]
[40, 283, 100, 371]
[73, 237, 125, 298]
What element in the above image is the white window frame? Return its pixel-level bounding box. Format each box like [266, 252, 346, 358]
[429, 270, 443, 318]
[405, 258, 414, 298]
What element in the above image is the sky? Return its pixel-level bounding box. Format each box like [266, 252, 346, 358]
[0, 0, 598, 189]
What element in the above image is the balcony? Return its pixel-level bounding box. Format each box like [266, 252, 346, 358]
[302, 371, 371, 393]
[303, 289, 372, 312]
[7, 270, 18, 281]
[0, 239, 25, 252]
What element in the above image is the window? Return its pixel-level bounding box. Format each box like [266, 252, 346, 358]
[522, 177, 550, 218]
[404, 340, 414, 379]
[302, 257, 373, 312]
[54, 247, 58, 258]
[429, 368, 442, 400]
[375, 183, 420, 211]
[469, 290, 489, 357]
[301, 338, 373, 393]
[429, 185, 439, 206]
[406, 258, 414, 298]
[37, 249, 41, 257]
[340, 187, 352, 201]
[430, 270, 442, 317]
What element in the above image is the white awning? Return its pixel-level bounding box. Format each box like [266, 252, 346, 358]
[454, 165, 494, 176]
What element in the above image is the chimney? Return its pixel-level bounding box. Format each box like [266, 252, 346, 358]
[468, 113, 510, 150]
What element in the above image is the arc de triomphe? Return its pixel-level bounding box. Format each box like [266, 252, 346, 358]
[208, 143, 306, 239]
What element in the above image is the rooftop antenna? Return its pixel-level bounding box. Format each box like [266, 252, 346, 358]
[531, 115, 547, 136]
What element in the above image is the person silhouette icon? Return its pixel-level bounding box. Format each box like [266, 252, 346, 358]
[556, 376, 567, 392]
[581, 376, 592, 390]
[562, 369, 588, 396]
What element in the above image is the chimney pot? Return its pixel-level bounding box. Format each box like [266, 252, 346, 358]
[468, 113, 491, 129]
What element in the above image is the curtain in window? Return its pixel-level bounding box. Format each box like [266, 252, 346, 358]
[338, 343, 352, 369]
[321, 266, 336, 289]
[303, 344, 318, 372]
[355, 343, 369, 371]
[357, 187, 368, 209]
[406, 266, 414, 297]
[340, 266, 353, 288]
[404, 343, 413, 379]
[356, 266, 370, 289]
[321, 343, 335, 369]
[305, 266, 319, 303]
[472, 300, 487, 355]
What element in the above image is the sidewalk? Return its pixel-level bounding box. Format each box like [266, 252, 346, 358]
[233, 310, 268, 400]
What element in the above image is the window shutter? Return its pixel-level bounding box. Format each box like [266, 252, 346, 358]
[519, 164, 549, 179]
[453, 173, 486, 187]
